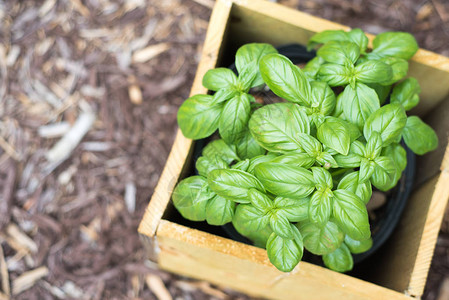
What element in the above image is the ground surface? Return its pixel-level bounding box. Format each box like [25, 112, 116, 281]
[0, 0, 448, 299]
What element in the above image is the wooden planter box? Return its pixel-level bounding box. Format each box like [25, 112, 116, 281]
[138, 1, 449, 299]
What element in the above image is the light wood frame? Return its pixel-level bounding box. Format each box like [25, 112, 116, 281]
[139, 1, 449, 299]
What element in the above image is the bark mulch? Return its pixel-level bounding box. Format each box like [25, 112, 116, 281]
[0, 0, 448, 299]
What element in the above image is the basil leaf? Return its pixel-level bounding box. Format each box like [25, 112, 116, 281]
[337, 171, 372, 204]
[259, 54, 311, 106]
[371, 31, 419, 60]
[177, 94, 223, 139]
[312, 167, 333, 189]
[382, 143, 407, 172]
[206, 195, 235, 226]
[402, 116, 438, 155]
[266, 232, 303, 272]
[299, 220, 344, 255]
[317, 41, 360, 65]
[322, 243, 353, 273]
[363, 103, 407, 146]
[359, 158, 376, 183]
[297, 133, 322, 157]
[341, 83, 380, 130]
[317, 63, 351, 87]
[172, 176, 213, 221]
[390, 77, 421, 111]
[310, 81, 336, 116]
[334, 153, 361, 168]
[371, 156, 397, 191]
[232, 159, 250, 172]
[249, 103, 310, 153]
[219, 93, 251, 144]
[202, 139, 239, 164]
[254, 163, 315, 198]
[347, 28, 368, 54]
[366, 83, 392, 105]
[307, 30, 350, 50]
[365, 131, 383, 159]
[379, 57, 408, 85]
[235, 43, 278, 87]
[304, 56, 325, 80]
[344, 235, 373, 254]
[333, 189, 370, 240]
[233, 204, 272, 247]
[274, 196, 309, 222]
[196, 155, 229, 177]
[316, 151, 338, 169]
[208, 169, 265, 203]
[317, 117, 351, 155]
[270, 153, 315, 169]
[350, 140, 366, 156]
[247, 153, 279, 174]
[202, 68, 238, 91]
[212, 88, 238, 104]
[309, 188, 334, 225]
[270, 212, 294, 239]
[236, 129, 266, 160]
[332, 93, 344, 118]
[354, 60, 392, 84]
[248, 188, 273, 212]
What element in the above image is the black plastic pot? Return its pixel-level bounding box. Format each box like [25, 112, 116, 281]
[192, 44, 416, 266]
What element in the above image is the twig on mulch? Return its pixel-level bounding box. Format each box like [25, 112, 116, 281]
[0, 159, 17, 229]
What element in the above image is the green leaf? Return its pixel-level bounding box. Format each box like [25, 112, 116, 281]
[236, 129, 266, 160]
[237, 62, 258, 92]
[202, 68, 238, 91]
[390, 77, 421, 111]
[359, 158, 376, 183]
[382, 143, 407, 172]
[350, 140, 366, 156]
[248, 188, 273, 212]
[270, 212, 294, 239]
[333, 189, 370, 240]
[366, 83, 392, 105]
[172, 176, 214, 221]
[344, 235, 373, 254]
[402, 116, 438, 155]
[312, 167, 333, 189]
[337, 171, 372, 204]
[270, 153, 315, 169]
[298, 220, 344, 255]
[317, 41, 360, 65]
[310, 81, 336, 116]
[212, 88, 238, 104]
[365, 131, 383, 159]
[323, 243, 353, 273]
[206, 195, 235, 226]
[259, 54, 311, 106]
[297, 133, 322, 157]
[304, 56, 325, 80]
[202, 139, 239, 164]
[379, 57, 408, 85]
[232, 159, 250, 172]
[208, 169, 265, 203]
[196, 155, 228, 177]
[371, 31, 419, 60]
[371, 156, 397, 191]
[363, 103, 407, 146]
[309, 188, 334, 225]
[354, 60, 392, 84]
[341, 83, 380, 130]
[249, 103, 310, 153]
[219, 93, 251, 144]
[235, 43, 278, 87]
[316, 151, 338, 169]
[317, 117, 351, 155]
[247, 153, 279, 174]
[274, 197, 309, 222]
[347, 28, 369, 54]
[254, 163, 315, 198]
[334, 153, 361, 168]
[177, 94, 223, 139]
[307, 30, 350, 50]
[233, 204, 272, 247]
[266, 232, 303, 272]
[317, 63, 351, 87]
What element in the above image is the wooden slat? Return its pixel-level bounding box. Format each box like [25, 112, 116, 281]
[156, 220, 410, 300]
[138, 0, 232, 238]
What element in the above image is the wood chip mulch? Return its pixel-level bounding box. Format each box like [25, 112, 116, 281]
[0, 0, 448, 299]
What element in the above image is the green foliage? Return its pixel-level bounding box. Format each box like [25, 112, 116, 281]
[173, 29, 437, 274]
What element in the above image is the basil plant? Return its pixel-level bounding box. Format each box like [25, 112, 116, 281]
[174, 29, 438, 273]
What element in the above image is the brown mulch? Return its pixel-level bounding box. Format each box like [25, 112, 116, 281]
[0, 0, 448, 299]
